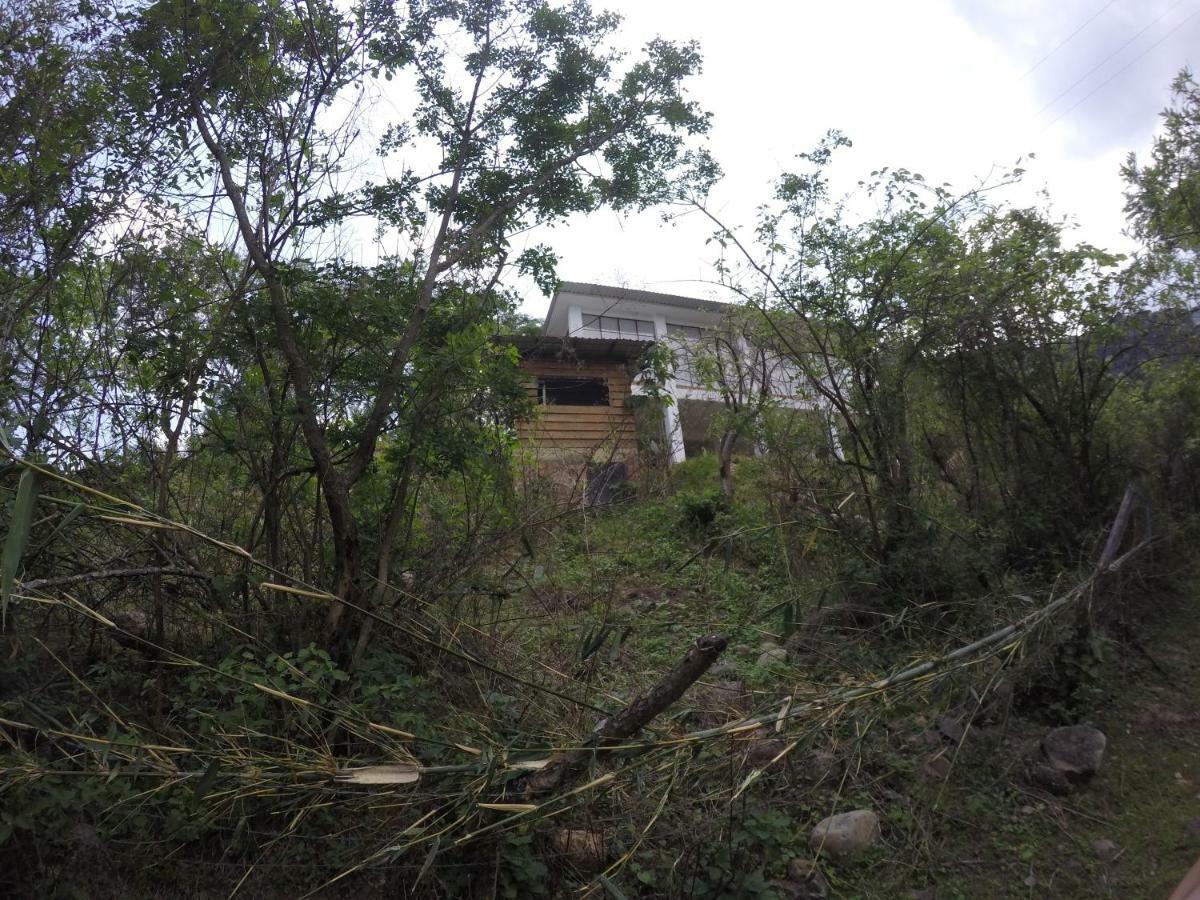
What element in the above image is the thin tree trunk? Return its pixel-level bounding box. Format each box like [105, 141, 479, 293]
[718, 429, 739, 498]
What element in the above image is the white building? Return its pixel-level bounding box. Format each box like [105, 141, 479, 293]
[539, 282, 815, 463]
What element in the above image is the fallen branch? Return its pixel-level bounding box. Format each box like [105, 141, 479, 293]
[523, 633, 728, 794]
[19, 567, 210, 591]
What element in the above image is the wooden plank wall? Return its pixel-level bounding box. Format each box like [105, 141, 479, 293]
[517, 358, 639, 456]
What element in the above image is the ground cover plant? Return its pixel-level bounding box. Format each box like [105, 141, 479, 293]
[2, 2, 1200, 895]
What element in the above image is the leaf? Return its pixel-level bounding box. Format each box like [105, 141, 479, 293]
[37, 501, 84, 549]
[507, 758, 551, 771]
[2, 468, 38, 628]
[413, 835, 440, 888]
[192, 759, 222, 804]
[260, 582, 336, 601]
[333, 763, 421, 785]
[598, 875, 629, 899]
[477, 802, 537, 812]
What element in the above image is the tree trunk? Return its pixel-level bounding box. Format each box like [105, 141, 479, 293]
[718, 429, 739, 498]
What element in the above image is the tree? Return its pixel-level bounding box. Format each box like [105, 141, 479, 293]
[128, 0, 711, 654]
[0, 0, 169, 432]
[679, 308, 779, 498]
[697, 135, 1139, 602]
[1124, 68, 1200, 256]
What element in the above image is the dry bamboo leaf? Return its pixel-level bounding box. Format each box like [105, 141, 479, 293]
[367, 721, 415, 740]
[334, 764, 421, 785]
[260, 582, 336, 601]
[775, 696, 792, 733]
[477, 803, 537, 812]
[508, 758, 551, 771]
[97, 515, 179, 530]
[252, 683, 312, 706]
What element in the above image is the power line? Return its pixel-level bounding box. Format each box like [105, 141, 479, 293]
[1044, 4, 1200, 130]
[1023, 0, 1121, 78]
[1036, 0, 1190, 119]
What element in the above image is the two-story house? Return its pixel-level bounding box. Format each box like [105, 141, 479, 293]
[504, 281, 813, 477]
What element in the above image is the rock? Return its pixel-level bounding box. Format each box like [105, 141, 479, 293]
[732, 644, 754, 656]
[921, 754, 952, 781]
[758, 646, 789, 668]
[709, 679, 748, 706]
[803, 602, 874, 634]
[774, 859, 829, 898]
[805, 747, 845, 786]
[1042, 725, 1106, 779]
[769, 877, 828, 900]
[1093, 838, 1121, 862]
[809, 809, 881, 857]
[1186, 817, 1200, 841]
[708, 659, 737, 677]
[907, 890, 936, 900]
[975, 678, 1014, 725]
[936, 714, 966, 743]
[69, 823, 102, 850]
[1029, 762, 1073, 795]
[759, 638, 782, 650]
[550, 829, 606, 872]
[746, 737, 789, 767]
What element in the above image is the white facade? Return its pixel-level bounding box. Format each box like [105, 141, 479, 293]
[542, 282, 816, 463]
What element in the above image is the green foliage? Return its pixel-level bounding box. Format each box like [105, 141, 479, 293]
[1124, 68, 1200, 254]
[498, 829, 550, 898]
[631, 806, 797, 898]
[676, 489, 728, 535]
[179, 644, 348, 735]
[1, 467, 36, 628]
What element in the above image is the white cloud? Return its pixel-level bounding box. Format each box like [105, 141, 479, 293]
[513, 0, 1196, 315]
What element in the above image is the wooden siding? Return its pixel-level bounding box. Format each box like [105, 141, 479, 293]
[516, 358, 638, 457]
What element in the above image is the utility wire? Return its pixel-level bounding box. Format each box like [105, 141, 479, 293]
[1044, 4, 1200, 130]
[1035, 0, 1190, 119]
[1023, 0, 1121, 78]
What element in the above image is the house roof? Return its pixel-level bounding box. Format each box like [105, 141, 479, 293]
[543, 281, 730, 333]
[497, 334, 653, 362]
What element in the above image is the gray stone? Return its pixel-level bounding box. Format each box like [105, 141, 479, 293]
[1093, 838, 1121, 862]
[768, 859, 829, 899]
[709, 679, 748, 705]
[746, 737, 789, 767]
[936, 714, 965, 743]
[974, 678, 1014, 725]
[550, 829, 606, 872]
[805, 747, 845, 786]
[769, 877, 828, 900]
[1042, 725, 1106, 779]
[708, 659, 737, 677]
[809, 809, 881, 857]
[921, 754, 951, 781]
[1029, 762, 1073, 795]
[758, 646, 789, 667]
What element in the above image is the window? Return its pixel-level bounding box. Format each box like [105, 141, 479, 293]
[667, 323, 704, 340]
[667, 323, 707, 385]
[580, 314, 656, 339]
[537, 376, 610, 406]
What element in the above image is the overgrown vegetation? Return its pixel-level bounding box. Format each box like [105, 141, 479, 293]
[1, 1, 1199, 896]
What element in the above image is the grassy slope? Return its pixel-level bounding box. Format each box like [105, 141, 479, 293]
[520, 458, 1200, 898]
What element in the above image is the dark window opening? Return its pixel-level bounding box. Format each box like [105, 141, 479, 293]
[538, 376, 610, 406]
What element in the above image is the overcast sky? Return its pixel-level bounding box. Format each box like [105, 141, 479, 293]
[512, 0, 1198, 315]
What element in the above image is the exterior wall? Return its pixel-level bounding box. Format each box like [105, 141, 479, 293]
[534, 283, 833, 466]
[515, 357, 639, 467]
